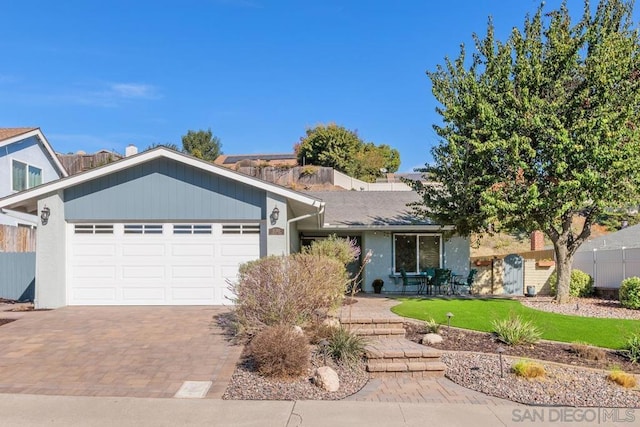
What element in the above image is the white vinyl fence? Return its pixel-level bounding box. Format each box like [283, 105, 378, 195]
[573, 247, 640, 289]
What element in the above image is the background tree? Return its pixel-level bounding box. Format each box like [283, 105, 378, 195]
[181, 128, 222, 161]
[413, 0, 640, 303]
[295, 123, 400, 182]
[144, 142, 181, 151]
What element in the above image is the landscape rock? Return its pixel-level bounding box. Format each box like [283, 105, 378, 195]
[293, 325, 304, 336]
[313, 366, 340, 392]
[422, 333, 443, 345]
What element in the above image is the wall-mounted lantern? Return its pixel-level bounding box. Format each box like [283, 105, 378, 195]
[40, 206, 50, 225]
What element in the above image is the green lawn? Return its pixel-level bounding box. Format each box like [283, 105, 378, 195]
[391, 298, 640, 349]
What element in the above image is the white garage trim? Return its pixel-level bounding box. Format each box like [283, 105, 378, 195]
[66, 222, 260, 305]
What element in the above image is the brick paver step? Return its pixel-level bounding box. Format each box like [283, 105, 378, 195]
[363, 337, 446, 378]
[349, 327, 406, 337]
[364, 338, 442, 359]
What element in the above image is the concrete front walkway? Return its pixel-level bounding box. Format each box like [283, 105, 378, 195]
[0, 306, 242, 398]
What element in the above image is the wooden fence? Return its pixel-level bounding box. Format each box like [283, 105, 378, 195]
[0, 224, 36, 252]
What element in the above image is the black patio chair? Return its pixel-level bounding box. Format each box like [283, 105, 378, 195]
[454, 269, 478, 295]
[433, 268, 451, 295]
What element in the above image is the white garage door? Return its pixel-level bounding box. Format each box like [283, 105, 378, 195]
[67, 223, 260, 305]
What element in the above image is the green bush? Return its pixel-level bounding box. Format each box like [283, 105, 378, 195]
[231, 253, 348, 333]
[424, 317, 441, 334]
[492, 315, 541, 346]
[325, 327, 366, 366]
[623, 333, 640, 363]
[301, 234, 360, 266]
[620, 277, 640, 310]
[549, 269, 594, 297]
[249, 325, 310, 378]
[512, 359, 546, 379]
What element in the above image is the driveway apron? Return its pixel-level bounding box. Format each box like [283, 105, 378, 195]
[0, 306, 242, 398]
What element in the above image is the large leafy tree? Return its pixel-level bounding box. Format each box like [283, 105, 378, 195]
[181, 128, 222, 161]
[414, 0, 640, 303]
[295, 123, 400, 181]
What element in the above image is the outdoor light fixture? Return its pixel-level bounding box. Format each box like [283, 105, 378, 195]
[270, 206, 280, 225]
[497, 346, 505, 378]
[40, 206, 50, 225]
[319, 339, 329, 365]
[446, 312, 454, 329]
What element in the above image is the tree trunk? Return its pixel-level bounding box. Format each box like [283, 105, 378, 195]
[553, 242, 573, 304]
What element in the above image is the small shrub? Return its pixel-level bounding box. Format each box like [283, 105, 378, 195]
[326, 327, 366, 366]
[608, 369, 637, 389]
[302, 235, 361, 266]
[232, 254, 348, 332]
[305, 322, 338, 345]
[424, 318, 441, 334]
[623, 333, 640, 363]
[571, 342, 607, 361]
[620, 277, 640, 310]
[512, 360, 546, 379]
[549, 269, 594, 297]
[249, 325, 310, 378]
[492, 315, 541, 346]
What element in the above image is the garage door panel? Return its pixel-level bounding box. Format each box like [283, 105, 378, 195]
[72, 266, 117, 279]
[68, 223, 260, 305]
[221, 243, 259, 257]
[71, 244, 117, 257]
[72, 287, 117, 302]
[122, 265, 166, 279]
[122, 287, 166, 301]
[171, 265, 215, 279]
[171, 287, 215, 301]
[122, 244, 166, 257]
[171, 244, 215, 257]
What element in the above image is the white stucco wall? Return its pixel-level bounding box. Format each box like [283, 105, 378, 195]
[362, 231, 398, 293]
[444, 235, 471, 277]
[266, 192, 287, 256]
[35, 192, 67, 308]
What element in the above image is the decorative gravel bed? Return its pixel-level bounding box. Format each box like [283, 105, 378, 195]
[222, 349, 368, 400]
[443, 352, 640, 407]
[520, 296, 640, 320]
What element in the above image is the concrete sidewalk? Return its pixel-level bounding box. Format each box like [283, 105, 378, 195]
[0, 394, 632, 427]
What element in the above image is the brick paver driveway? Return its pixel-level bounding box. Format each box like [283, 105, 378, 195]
[0, 306, 242, 398]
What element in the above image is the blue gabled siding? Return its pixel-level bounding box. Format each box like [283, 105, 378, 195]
[0, 252, 35, 301]
[64, 158, 266, 221]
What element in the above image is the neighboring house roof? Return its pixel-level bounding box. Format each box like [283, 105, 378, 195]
[306, 190, 449, 231]
[0, 147, 324, 217]
[0, 127, 68, 178]
[0, 127, 36, 141]
[578, 224, 640, 251]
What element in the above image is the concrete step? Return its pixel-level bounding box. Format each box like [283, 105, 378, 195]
[340, 316, 406, 338]
[363, 337, 446, 378]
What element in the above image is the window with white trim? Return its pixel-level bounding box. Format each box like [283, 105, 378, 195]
[222, 224, 260, 235]
[12, 160, 42, 191]
[173, 224, 212, 234]
[124, 224, 163, 234]
[74, 224, 114, 234]
[393, 233, 441, 274]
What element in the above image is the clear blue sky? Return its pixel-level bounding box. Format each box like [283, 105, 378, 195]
[0, 0, 633, 171]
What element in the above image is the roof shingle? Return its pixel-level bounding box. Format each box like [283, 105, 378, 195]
[0, 127, 37, 142]
[307, 190, 434, 227]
